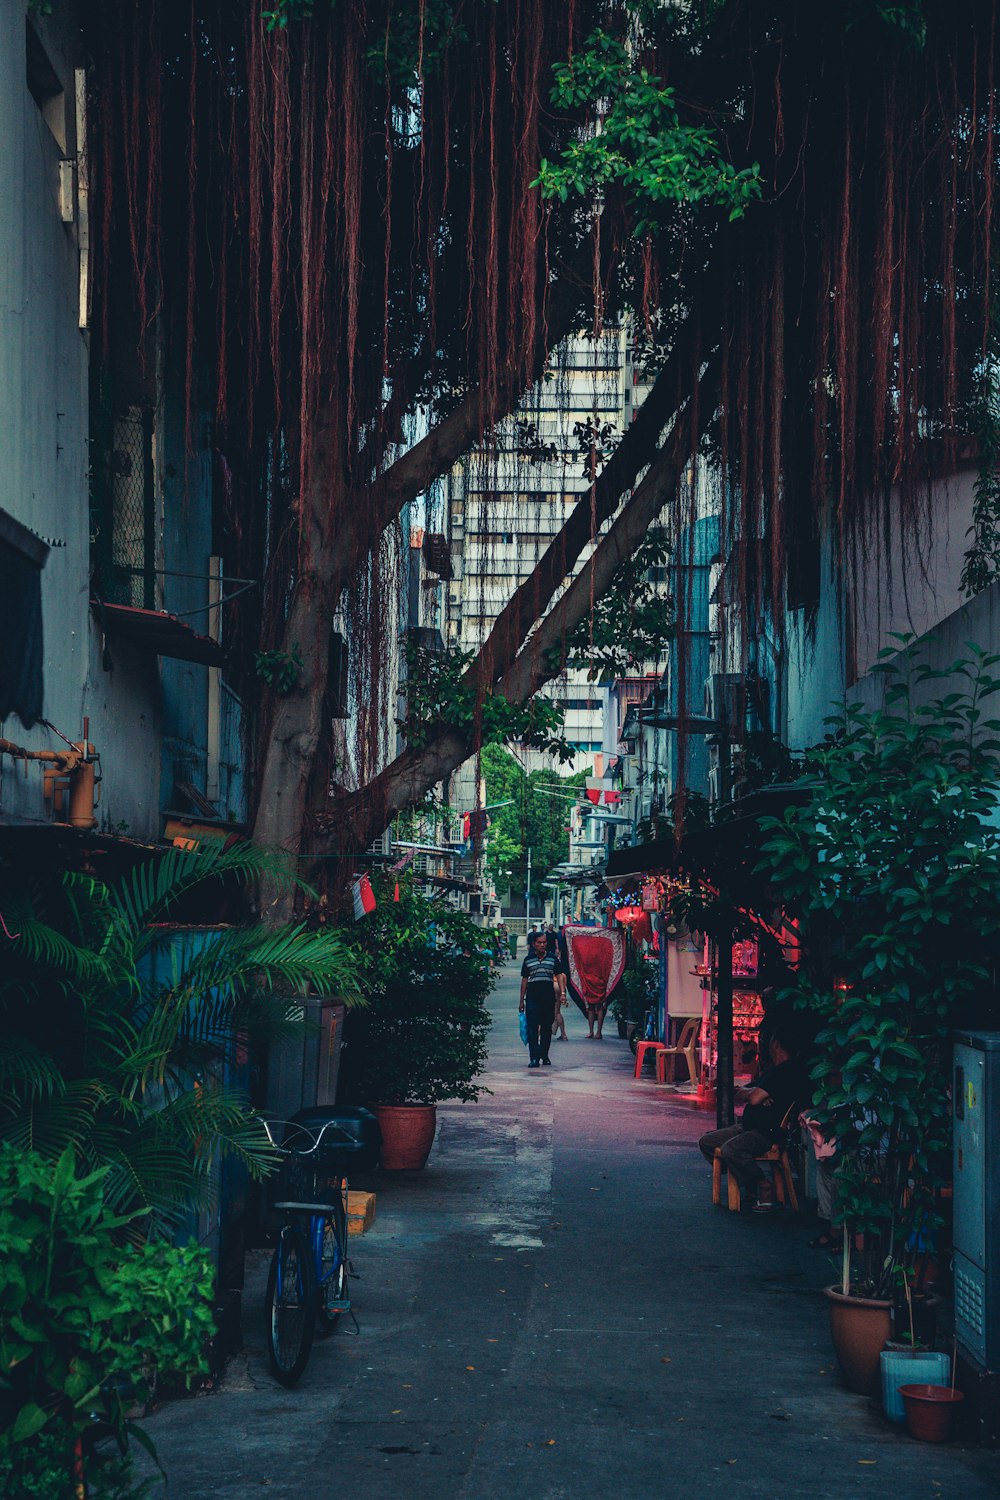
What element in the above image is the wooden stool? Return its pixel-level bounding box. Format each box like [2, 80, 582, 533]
[712, 1144, 799, 1212]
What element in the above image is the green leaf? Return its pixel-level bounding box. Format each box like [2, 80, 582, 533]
[12, 1403, 50, 1442]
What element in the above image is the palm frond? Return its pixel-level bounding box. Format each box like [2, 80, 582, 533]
[99, 1136, 201, 1225]
[0, 1035, 66, 1100]
[6, 909, 118, 986]
[145, 1084, 279, 1181]
[0, 1082, 100, 1160]
[112, 842, 305, 944]
[162, 924, 362, 1007]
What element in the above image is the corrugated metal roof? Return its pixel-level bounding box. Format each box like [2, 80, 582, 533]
[93, 602, 225, 666]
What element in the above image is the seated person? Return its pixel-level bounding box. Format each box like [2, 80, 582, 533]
[698, 1032, 805, 1211]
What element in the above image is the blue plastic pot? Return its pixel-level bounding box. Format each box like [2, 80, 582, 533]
[880, 1349, 950, 1423]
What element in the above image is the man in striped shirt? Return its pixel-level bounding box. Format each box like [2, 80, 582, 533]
[519, 932, 567, 1068]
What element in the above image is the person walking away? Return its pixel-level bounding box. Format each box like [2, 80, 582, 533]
[519, 932, 565, 1068]
[697, 1032, 805, 1210]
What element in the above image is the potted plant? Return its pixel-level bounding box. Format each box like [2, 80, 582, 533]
[610, 965, 645, 1039]
[759, 642, 1000, 1396]
[611, 964, 650, 1048]
[341, 877, 494, 1169]
[879, 1269, 951, 1422]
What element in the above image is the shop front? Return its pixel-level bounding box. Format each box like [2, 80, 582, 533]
[603, 786, 807, 1127]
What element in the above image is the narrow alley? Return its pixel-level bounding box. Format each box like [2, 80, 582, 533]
[142, 967, 1000, 1500]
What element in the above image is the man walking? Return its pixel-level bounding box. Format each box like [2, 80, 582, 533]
[519, 931, 566, 1068]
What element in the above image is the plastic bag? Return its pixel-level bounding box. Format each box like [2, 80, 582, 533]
[519, 1010, 528, 1045]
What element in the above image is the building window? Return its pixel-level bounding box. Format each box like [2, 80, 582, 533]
[0, 509, 48, 728]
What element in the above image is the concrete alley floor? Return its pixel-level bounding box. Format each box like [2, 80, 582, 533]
[141, 963, 1000, 1499]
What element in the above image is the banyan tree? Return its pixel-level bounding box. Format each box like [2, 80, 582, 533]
[84, 0, 1000, 886]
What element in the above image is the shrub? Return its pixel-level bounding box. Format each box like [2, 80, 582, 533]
[759, 641, 1000, 1295]
[0, 1146, 215, 1498]
[340, 876, 494, 1106]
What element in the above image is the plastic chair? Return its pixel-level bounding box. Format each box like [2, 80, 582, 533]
[654, 1017, 701, 1085]
[633, 1038, 666, 1079]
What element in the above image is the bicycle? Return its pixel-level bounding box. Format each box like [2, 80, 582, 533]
[261, 1116, 355, 1387]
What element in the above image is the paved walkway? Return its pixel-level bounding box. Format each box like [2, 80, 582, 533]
[142, 964, 1000, 1498]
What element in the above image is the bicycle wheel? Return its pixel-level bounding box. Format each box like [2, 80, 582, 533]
[266, 1228, 316, 1386]
[316, 1194, 349, 1331]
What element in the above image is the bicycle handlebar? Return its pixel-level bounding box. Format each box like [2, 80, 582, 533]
[260, 1117, 356, 1156]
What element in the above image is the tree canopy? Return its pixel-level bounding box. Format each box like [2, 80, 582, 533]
[85, 0, 1000, 881]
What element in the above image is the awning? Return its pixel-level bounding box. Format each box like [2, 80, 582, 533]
[93, 602, 225, 666]
[605, 784, 814, 887]
[425, 873, 480, 893]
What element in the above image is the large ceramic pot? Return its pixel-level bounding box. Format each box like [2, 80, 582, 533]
[375, 1104, 437, 1171]
[825, 1285, 893, 1396]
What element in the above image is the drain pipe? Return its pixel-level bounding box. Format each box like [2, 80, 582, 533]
[0, 718, 100, 829]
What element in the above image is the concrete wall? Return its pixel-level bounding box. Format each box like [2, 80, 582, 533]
[0, 1, 93, 824]
[0, 6, 224, 841]
[782, 467, 980, 751]
[782, 537, 848, 750]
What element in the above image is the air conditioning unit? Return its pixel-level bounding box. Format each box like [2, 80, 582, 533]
[706, 672, 743, 728]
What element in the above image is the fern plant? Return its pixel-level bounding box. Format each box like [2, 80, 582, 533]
[0, 842, 361, 1235]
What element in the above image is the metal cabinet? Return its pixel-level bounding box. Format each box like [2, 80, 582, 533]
[953, 1032, 1000, 1371]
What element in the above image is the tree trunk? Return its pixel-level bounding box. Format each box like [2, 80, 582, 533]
[252, 243, 715, 879]
[463, 309, 706, 696]
[249, 245, 616, 873]
[250, 405, 341, 915]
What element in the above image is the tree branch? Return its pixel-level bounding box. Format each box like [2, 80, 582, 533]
[327, 236, 621, 607]
[463, 299, 708, 696]
[316, 367, 710, 856]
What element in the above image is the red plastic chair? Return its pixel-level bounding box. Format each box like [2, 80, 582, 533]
[633, 1039, 667, 1079]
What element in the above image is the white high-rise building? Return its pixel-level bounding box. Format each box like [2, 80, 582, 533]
[447, 329, 640, 791]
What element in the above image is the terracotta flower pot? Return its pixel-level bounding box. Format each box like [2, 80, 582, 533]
[375, 1104, 437, 1171]
[824, 1285, 893, 1396]
[899, 1383, 964, 1443]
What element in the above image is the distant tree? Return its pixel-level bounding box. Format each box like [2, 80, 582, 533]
[481, 745, 586, 902]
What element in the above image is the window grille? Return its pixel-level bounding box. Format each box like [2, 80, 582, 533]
[90, 377, 156, 609]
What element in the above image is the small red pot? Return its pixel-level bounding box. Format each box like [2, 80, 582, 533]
[375, 1104, 437, 1170]
[899, 1384, 964, 1444]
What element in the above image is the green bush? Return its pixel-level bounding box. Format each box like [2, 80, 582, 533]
[609, 964, 649, 1025]
[341, 877, 494, 1105]
[758, 641, 1000, 1295]
[0, 1146, 214, 1498]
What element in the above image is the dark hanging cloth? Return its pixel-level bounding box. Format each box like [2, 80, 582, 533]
[0, 521, 46, 728]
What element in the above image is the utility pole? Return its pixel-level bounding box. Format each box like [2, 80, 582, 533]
[525, 845, 532, 932]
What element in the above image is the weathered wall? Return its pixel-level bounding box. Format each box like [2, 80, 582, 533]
[783, 468, 979, 750]
[0, 5, 221, 841]
[0, 1, 93, 825]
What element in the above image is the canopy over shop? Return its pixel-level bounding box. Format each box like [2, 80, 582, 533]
[604, 787, 809, 1128]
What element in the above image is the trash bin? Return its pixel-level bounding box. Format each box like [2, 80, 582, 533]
[509, 934, 518, 958]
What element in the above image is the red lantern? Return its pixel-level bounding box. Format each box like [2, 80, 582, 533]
[615, 905, 643, 926]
